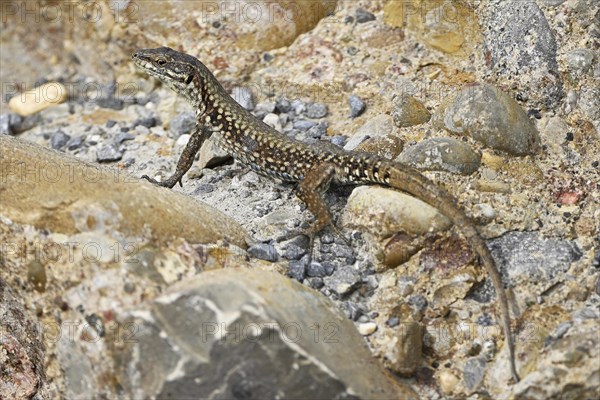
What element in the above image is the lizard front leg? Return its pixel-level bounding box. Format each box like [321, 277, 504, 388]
[142, 125, 212, 188]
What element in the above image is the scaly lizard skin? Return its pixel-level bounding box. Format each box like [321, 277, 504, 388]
[132, 47, 520, 382]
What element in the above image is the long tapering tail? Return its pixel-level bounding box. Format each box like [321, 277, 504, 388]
[383, 162, 519, 382]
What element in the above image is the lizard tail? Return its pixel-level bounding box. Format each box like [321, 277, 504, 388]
[382, 163, 520, 383]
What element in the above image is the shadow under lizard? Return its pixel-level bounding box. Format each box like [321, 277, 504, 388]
[132, 47, 520, 383]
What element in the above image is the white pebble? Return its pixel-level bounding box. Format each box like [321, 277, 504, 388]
[9, 82, 68, 116]
[358, 322, 377, 336]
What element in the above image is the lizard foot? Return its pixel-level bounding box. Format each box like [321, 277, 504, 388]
[141, 174, 182, 188]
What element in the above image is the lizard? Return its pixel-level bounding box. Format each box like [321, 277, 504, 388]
[132, 46, 520, 383]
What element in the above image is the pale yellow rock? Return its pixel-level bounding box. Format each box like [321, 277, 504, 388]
[439, 370, 460, 395]
[344, 186, 452, 238]
[9, 82, 68, 116]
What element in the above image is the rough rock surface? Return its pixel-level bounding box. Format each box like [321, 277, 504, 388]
[0, 135, 246, 247]
[0, 279, 49, 399]
[111, 268, 415, 399]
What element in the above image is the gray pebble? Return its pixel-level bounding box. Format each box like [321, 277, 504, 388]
[97, 96, 124, 110]
[306, 103, 328, 118]
[255, 102, 276, 114]
[356, 8, 376, 23]
[66, 136, 85, 150]
[463, 357, 486, 390]
[541, 0, 566, 5]
[96, 143, 123, 162]
[323, 262, 336, 276]
[293, 120, 316, 131]
[288, 260, 306, 281]
[307, 122, 328, 138]
[330, 135, 347, 147]
[305, 277, 324, 289]
[231, 87, 255, 110]
[0, 114, 11, 135]
[50, 130, 71, 150]
[134, 117, 157, 129]
[169, 111, 196, 137]
[552, 322, 572, 339]
[275, 98, 292, 113]
[333, 245, 355, 264]
[193, 184, 214, 195]
[247, 243, 278, 262]
[326, 267, 361, 295]
[291, 99, 306, 115]
[408, 295, 428, 313]
[307, 262, 327, 277]
[397, 137, 481, 175]
[105, 120, 117, 128]
[320, 232, 335, 244]
[348, 95, 366, 118]
[386, 317, 400, 327]
[114, 132, 135, 144]
[284, 244, 306, 260]
[11, 114, 38, 133]
[476, 314, 493, 326]
[341, 301, 365, 321]
[566, 49, 595, 74]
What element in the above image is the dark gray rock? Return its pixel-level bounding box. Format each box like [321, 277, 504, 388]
[397, 137, 481, 175]
[231, 87, 255, 110]
[66, 135, 85, 150]
[307, 262, 327, 277]
[169, 111, 196, 137]
[489, 231, 582, 283]
[50, 130, 71, 150]
[356, 8, 376, 23]
[349, 95, 366, 118]
[483, 1, 563, 108]
[325, 267, 361, 295]
[275, 98, 292, 113]
[433, 84, 541, 155]
[247, 243, 278, 262]
[111, 269, 414, 399]
[306, 103, 328, 118]
[289, 259, 307, 281]
[105, 119, 117, 128]
[284, 243, 306, 260]
[134, 117, 157, 129]
[96, 143, 123, 162]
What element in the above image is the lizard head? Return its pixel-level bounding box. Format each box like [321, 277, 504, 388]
[132, 47, 208, 110]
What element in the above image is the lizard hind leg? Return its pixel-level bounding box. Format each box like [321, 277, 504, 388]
[296, 163, 350, 264]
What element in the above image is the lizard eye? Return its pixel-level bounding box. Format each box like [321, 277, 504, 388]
[156, 58, 167, 66]
[185, 75, 193, 84]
